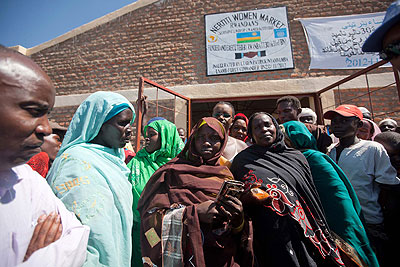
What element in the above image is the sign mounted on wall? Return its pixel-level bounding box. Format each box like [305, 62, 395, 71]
[299, 12, 389, 69]
[205, 7, 294, 76]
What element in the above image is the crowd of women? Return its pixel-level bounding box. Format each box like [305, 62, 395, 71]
[3, 3, 400, 264]
[23, 87, 398, 267]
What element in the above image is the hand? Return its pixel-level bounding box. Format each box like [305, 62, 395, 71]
[217, 195, 244, 228]
[23, 212, 63, 261]
[136, 95, 148, 113]
[196, 200, 222, 224]
[240, 183, 270, 206]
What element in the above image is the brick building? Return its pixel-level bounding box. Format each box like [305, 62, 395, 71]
[13, 0, 398, 134]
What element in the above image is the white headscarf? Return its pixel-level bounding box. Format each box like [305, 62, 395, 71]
[298, 107, 317, 124]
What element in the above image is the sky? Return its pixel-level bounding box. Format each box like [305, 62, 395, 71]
[0, 0, 137, 48]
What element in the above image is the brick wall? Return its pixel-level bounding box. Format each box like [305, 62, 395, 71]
[31, 0, 393, 97]
[49, 106, 78, 127]
[30, 0, 398, 129]
[333, 86, 400, 122]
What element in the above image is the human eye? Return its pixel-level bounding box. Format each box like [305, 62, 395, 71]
[196, 134, 205, 141]
[21, 102, 49, 117]
[119, 120, 130, 127]
[341, 118, 350, 123]
[210, 135, 220, 142]
[26, 107, 48, 117]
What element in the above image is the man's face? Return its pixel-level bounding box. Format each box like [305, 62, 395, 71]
[0, 52, 55, 170]
[330, 114, 360, 139]
[379, 121, 397, 132]
[299, 115, 314, 124]
[276, 101, 301, 123]
[382, 23, 400, 71]
[212, 104, 233, 131]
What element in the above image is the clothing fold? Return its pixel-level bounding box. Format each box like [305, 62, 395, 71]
[231, 113, 343, 267]
[283, 121, 379, 267]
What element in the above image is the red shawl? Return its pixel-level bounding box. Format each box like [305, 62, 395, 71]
[138, 118, 253, 267]
[27, 152, 50, 178]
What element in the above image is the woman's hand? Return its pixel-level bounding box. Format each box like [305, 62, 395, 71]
[217, 195, 244, 228]
[240, 183, 270, 206]
[196, 200, 221, 224]
[24, 212, 63, 261]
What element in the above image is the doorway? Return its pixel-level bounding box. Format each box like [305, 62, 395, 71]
[191, 96, 311, 126]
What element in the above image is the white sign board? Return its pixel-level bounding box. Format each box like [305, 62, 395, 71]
[205, 7, 294, 76]
[299, 12, 389, 69]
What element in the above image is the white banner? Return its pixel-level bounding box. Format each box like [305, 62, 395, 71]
[205, 7, 294, 76]
[299, 12, 390, 69]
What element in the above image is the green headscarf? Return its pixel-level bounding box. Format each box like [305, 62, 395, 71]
[283, 121, 379, 267]
[127, 118, 184, 267]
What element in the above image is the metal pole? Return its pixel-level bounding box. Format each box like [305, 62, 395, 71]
[394, 67, 400, 102]
[365, 73, 374, 120]
[337, 85, 342, 105]
[188, 99, 192, 132]
[135, 77, 144, 152]
[313, 93, 324, 125]
[156, 88, 159, 117]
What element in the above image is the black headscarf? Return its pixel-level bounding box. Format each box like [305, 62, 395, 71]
[247, 112, 286, 152]
[232, 112, 343, 266]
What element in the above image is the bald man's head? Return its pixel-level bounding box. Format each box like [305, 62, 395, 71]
[0, 46, 56, 171]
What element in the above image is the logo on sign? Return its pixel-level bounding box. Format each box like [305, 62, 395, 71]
[274, 28, 287, 38]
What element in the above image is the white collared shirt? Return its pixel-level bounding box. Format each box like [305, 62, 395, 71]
[329, 140, 400, 224]
[0, 164, 89, 267]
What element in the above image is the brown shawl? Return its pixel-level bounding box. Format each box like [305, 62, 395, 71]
[138, 117, 253, 267]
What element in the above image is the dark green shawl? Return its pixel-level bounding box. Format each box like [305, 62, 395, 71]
[283, 121, 379, 267]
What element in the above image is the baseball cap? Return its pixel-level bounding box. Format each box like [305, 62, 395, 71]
[323, 104, 363, 120]
[362, 0, 400, 52]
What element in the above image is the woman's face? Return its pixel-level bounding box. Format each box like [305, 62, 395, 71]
[194, 125, 222, 160]
[98, 109, 133, 148]
[145, 126, 161, 153]
[230, 119, 247, 141]
[357, 120, 373, 140]
[251, 114, 277, 147]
